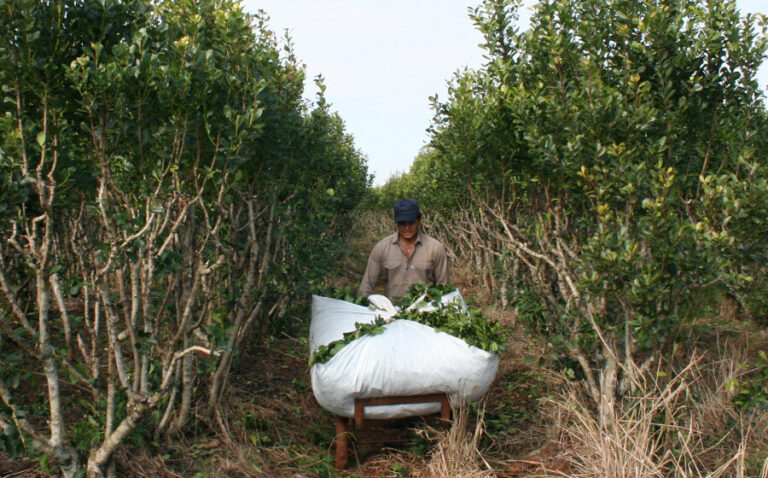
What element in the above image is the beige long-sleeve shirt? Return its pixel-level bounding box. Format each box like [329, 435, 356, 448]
[359, 231, 450, 300]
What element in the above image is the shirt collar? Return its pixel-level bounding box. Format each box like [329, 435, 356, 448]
[391, 231, 423, 244]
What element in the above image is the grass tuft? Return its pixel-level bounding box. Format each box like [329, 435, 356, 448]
[415, 403, 496, 478]
[543, 348, 768, 478]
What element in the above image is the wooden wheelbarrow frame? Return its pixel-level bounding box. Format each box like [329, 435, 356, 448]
[333, 393, 452, 469]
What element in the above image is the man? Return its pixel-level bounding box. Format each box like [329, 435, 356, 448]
[359, 198, 450, 300]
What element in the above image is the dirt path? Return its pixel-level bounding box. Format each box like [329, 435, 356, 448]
[220, 216, 564, 477]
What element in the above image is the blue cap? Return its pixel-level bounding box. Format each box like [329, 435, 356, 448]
[394, 199, 421, 222]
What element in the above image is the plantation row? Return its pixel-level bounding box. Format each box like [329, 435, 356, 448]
[0, 1, 367, 476]
[373, 0, 768, 472]
[3, 0, 768, 475]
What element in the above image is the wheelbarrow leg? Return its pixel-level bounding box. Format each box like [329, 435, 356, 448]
[335, 416, 349, 469]
[439, 394, 452, 427]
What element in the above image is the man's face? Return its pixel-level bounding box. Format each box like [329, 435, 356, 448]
[397, 218, 420, 241]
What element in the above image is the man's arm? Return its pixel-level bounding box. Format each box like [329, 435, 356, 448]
[433, 243, 450, 286]
[359, 244, 383, 297]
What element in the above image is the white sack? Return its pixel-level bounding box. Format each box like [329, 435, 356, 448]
[309, 292, 499, 419]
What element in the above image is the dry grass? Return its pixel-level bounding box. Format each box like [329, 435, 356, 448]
[543, 348, 768, 478]
[414, 404, 496, 478]
[0, 452, 46, 477]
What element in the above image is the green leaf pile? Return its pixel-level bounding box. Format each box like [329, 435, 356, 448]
[309, 317, 387, 366]
[393, 302, 507, 355]
[393, 282, 458, 308]
[310, 284, 506, 366]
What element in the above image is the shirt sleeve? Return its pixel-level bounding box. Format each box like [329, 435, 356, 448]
[359, 243, 383, 297]
[433, 242, 450, 286]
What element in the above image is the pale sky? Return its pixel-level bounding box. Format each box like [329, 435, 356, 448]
[242, 1, 768, 186]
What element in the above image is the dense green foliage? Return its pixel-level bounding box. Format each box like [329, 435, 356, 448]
[0, 0, 368, 475]
[377, 0, 768, 411]
[728, 350, 768, 410]
[365, 147, 469, 212]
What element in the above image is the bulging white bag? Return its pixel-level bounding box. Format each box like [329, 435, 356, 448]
[309, 291, 499, 419]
